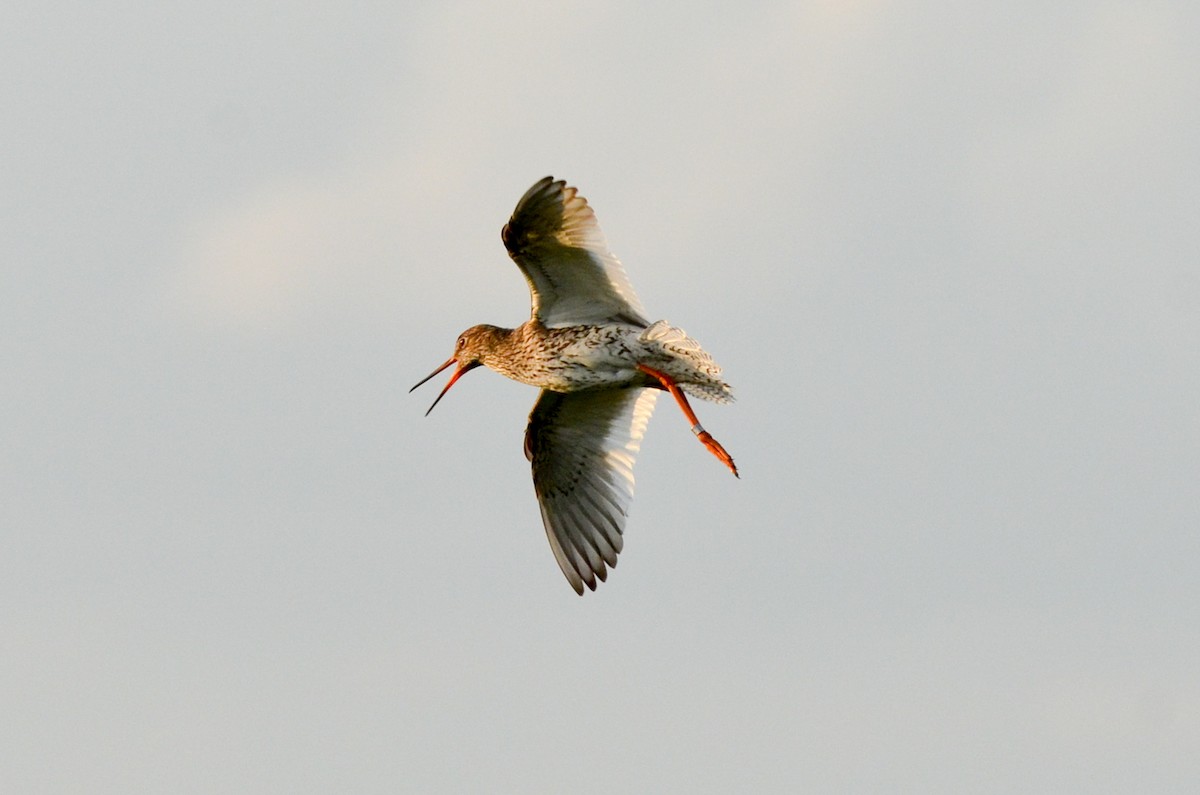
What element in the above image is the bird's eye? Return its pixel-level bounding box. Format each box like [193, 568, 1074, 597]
[456, 337, 466, 350]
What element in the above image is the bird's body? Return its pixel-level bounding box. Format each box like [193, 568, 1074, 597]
[456, 320, 733, 401]
[412, 177, 737, 594]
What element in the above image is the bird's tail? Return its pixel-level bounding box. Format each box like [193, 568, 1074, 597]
[640, 321, 734, 404]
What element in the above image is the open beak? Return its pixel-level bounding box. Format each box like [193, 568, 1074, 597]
[410, 358, 481, 416]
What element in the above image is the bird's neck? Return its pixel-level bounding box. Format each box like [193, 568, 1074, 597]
[477, 322, 544, 381]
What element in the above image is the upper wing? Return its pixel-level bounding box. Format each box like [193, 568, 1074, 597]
[502, 176, 649, 328]
[524, 387, 658, 594]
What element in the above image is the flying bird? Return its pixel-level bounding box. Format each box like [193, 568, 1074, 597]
[411, 176, 737, 594]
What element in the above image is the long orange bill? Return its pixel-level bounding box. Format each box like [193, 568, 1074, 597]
[410, 358, 480, 416]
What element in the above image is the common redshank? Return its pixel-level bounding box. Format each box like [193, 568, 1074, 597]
[411, 176, 737, 594]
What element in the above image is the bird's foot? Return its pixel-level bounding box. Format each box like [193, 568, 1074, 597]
[693, 425, 739, 478]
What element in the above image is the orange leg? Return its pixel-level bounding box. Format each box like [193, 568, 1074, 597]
[638, 364, 739, 478]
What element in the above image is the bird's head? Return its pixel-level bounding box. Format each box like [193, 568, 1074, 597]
[410, 325, 504, 415]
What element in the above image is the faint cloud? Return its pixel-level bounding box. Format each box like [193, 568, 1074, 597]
[169, 149, 474, 332]
[175, 179, 339, 328]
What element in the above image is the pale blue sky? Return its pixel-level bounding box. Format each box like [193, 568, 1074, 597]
[4, 2, 1198, 791]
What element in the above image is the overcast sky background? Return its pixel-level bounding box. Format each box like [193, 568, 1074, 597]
[4, 2, 1198, 792]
